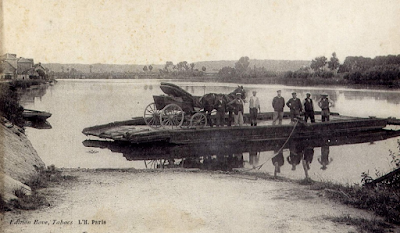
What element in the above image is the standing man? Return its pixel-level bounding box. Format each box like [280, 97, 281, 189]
[303, 93, 315, 123]
[214, 95, 226, 127]
[286, 92, 303, 124]
[249, 91, 260, 126]
[272, 90, 285, 125]
[228, 93, 244, 126]
[318, 94, 333, 122]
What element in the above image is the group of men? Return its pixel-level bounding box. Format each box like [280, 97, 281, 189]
[215, 89, 333, 127]
[214, 91, 258, 127]
[273, 90, 333, 125]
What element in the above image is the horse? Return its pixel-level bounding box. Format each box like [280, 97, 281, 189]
[199, 85, 246, 127]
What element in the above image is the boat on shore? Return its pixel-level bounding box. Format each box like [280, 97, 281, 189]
[22, 109, 52, 121]
[82, 112, 399, 145]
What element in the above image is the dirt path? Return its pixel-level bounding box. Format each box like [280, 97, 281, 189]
[1, 169, 390, 233]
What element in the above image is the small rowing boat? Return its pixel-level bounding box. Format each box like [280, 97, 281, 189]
[22, 109, 52, 121]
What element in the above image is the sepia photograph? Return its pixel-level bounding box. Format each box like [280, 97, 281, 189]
[1, 0, 400, 232]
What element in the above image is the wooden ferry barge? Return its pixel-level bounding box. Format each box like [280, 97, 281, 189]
[82, 113, 398, 145]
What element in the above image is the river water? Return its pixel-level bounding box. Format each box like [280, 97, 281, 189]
[21, 79, 400, 185]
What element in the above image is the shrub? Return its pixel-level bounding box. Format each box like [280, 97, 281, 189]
[0, 83, 25, 127]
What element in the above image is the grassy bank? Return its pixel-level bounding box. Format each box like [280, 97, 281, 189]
[1, 166, 76, 212]
[237, 171, 399, 232]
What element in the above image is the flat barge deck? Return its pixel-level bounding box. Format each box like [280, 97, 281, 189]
[82, 112, 399, 145]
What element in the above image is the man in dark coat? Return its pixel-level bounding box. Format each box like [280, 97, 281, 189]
[303, 93, 315, 123]
[214, 95, 226, 127]
[286, 92, 303, 124]
[272, 90, 285, 125]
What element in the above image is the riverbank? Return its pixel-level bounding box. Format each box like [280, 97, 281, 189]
[0, 120, 46, 204]
[4, 168, 399, 233]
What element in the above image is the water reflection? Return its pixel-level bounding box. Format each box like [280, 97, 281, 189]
[318, 146, 332, 170]
[83, 129, 400, 179]
[340, 90, 400, 105]
[272, 148, 284, 177]
[18, 84, 49, 105]
[24, 120, 52, 129]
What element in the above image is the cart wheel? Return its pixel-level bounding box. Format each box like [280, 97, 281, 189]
[144, 103, 161, 128]
[160, 104, 184, 129]
[190, 112, 207, 128]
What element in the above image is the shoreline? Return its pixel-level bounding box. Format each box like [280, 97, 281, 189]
[4, 168, 400, 233]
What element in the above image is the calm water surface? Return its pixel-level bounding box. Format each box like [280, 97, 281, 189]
[21, 79, 400, 184]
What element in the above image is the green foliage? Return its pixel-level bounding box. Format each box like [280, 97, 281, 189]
[0, 83, 25, 127]
[234, 56, 250, 75]
[328, 52, 340, 71]
[283, 70, 334, 79]
[2, 165, 76, 212]
[343, 66, 400, 86]
[218, 66, 236, 79]
[307, 179, 400, 224]
[0, 194, 11, 212]
[25, 165, 76, 190]
[340, 54, 400, 73]
[10, 191, 49, 210]
[310, 56, 327, 71]
[327, 215, 392, 233]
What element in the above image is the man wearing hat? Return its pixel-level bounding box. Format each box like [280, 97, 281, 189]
[272, 90, 285, 125]
[303, 93, 315, 123]
[249, 90, 260, 126]
[318, 93, 333, 122]
[286, 92, 303, 124]
[228, 92, 245, 126]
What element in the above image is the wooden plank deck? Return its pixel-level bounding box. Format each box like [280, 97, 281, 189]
[82, 112, 392, 145]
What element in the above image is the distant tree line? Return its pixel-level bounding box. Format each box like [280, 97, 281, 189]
[218, 56, 278, 80]
[283, 53, 400, 87]
[155, 61, 206, 78]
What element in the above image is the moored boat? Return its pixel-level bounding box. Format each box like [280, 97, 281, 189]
[22, 109, 52, 121]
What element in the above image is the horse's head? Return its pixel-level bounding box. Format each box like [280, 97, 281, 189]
[233, 85, 246, 100]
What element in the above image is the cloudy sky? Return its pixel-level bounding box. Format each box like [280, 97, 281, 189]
[2, 0, 400, 64]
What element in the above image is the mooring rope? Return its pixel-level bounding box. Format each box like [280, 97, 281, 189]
[241, 119, 300, 172]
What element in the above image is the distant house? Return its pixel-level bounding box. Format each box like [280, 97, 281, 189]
[1, 53, 48, 80]
[33, 62, 47, 79]
[0, 54, 18, 79]
[17, 57, 34, 79]
[0, 60, 17, 79]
